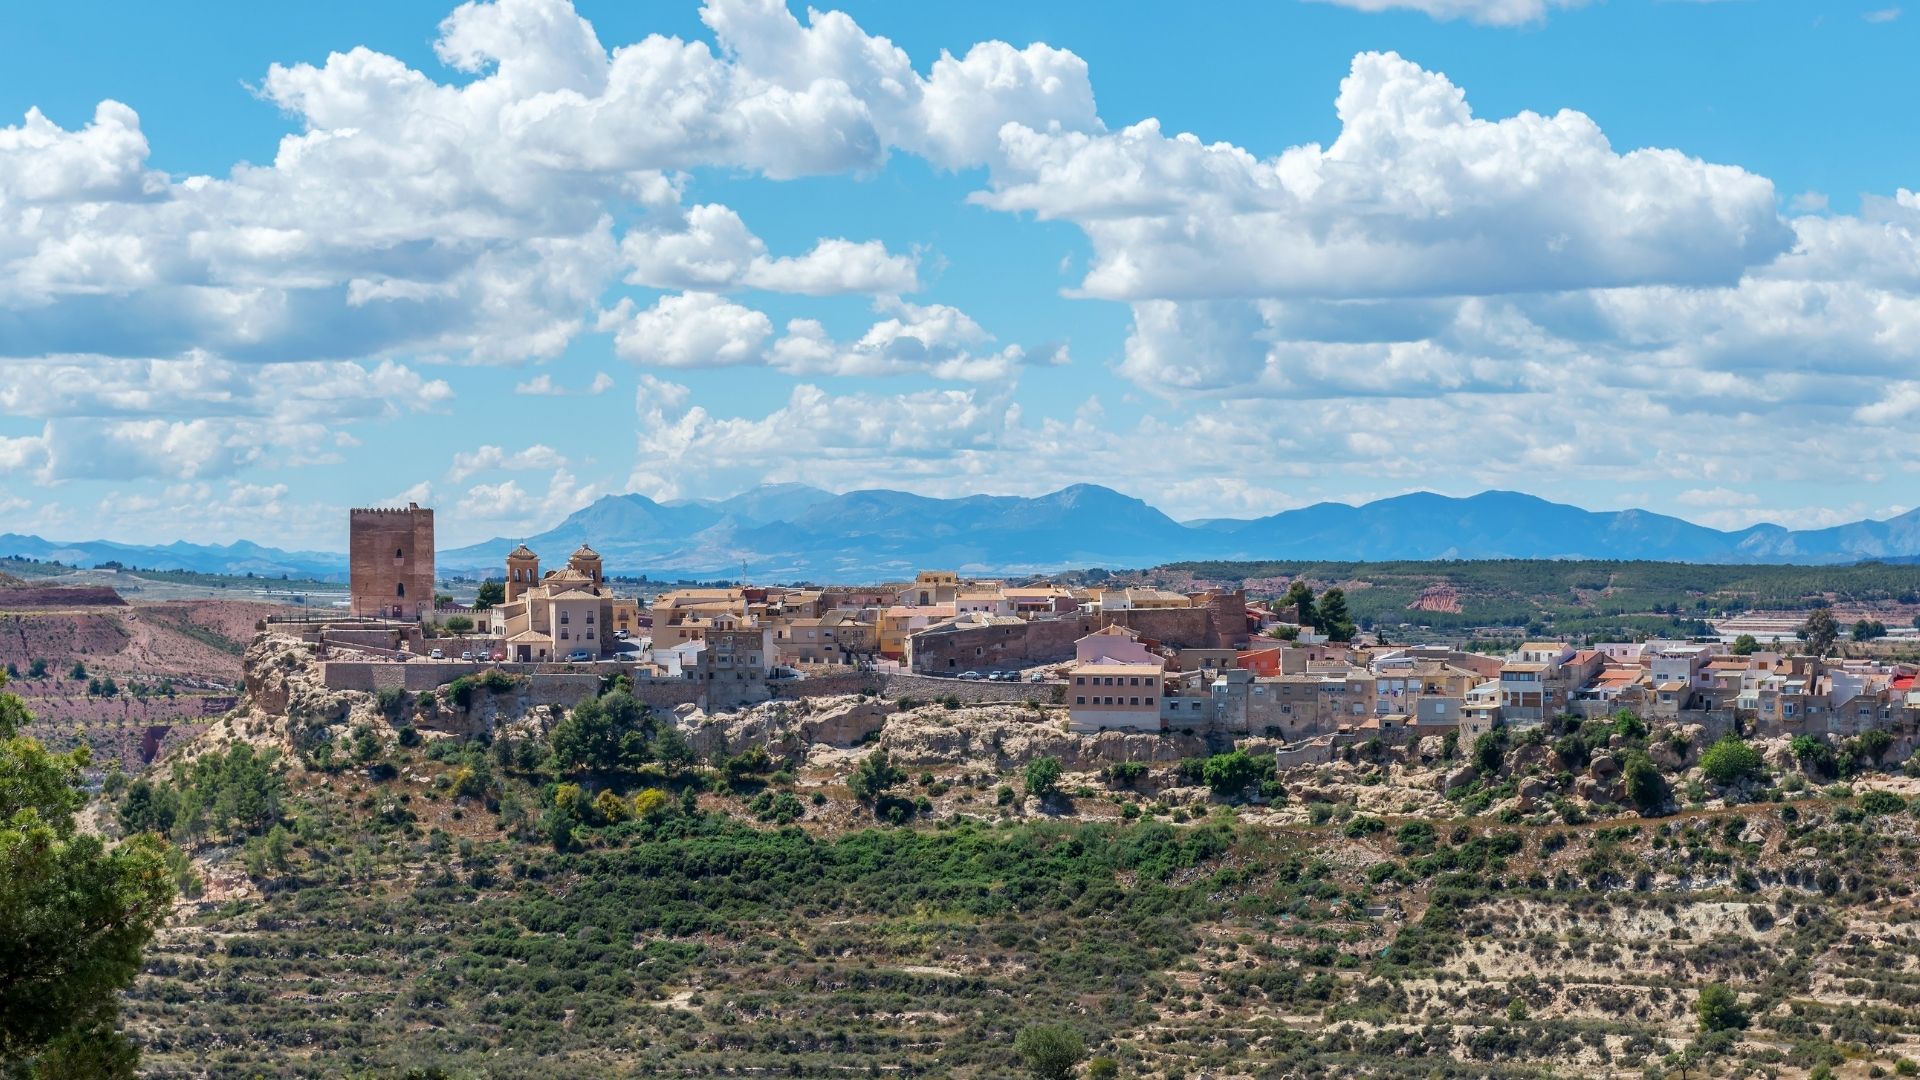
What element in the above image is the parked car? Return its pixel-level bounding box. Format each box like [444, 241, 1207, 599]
[491, 652, 507, 662]
[957, 670, 984, 681]
[614, 629, 629, 639]
[1028, 673, 1046, 683]
[566, 650, 592, 662]
[428, 648, 444, 660]
[459, 650, 475, 661]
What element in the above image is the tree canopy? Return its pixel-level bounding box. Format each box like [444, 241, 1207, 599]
[1695, 983, 1747, 1032]
[1, 672, 174, 1076]
[473, 580, 505, 610]
[1700, 736, 1763, 787]
[1023, 756, 1063, 801]
[1279, 582, 1315, 627]
[1013, 1023, 1086, 1080]
[1315, 588, 1356, 642]
[1801, 607, 1839, 656]
[847, 749, 905, 806]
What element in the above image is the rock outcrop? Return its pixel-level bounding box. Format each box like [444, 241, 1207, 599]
[680, 696, 1212, 773]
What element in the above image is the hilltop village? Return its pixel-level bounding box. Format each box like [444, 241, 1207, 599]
[20, 502, 1920, 1079]
[332, 504, 1920, 766]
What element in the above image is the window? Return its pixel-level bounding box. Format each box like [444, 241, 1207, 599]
[586, 613, 594, 623]
[1076, 696, 1086, 705]
[394, 547, 404, 561]
[1130, 697, 1139, 706]
[560, 629, 569, 640]
[395, 583, 406, 598]
[559, 612, 570, 624]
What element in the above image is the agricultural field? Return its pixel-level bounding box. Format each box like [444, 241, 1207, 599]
[0, 581, 297, 768]
[1147, 559, 1920, 642]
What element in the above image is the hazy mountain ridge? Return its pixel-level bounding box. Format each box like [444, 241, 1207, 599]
[8, 487, 1920, 580]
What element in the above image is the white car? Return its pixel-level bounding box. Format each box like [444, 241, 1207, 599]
[460, 651, 475, 661]
[428, 648, 444, 660]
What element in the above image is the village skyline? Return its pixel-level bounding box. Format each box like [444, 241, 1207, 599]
[3, 0, 1918, 551]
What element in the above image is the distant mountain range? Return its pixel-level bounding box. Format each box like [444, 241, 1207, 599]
[0, 533, 346, 581]
[7, 487, 1920, 581]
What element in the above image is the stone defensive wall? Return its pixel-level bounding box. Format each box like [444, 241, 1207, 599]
[910, 594, 1246, 675]
[874, 673, 1059, 706]
[319, 661, 704, 710]
[318, 660, 1062, 714]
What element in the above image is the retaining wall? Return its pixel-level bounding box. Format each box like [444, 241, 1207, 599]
[908, 597, 1246, 675]
[1274, 732, 1360, 770]
[876, 673, 1060, 706]
[318, 661, 1061, 714]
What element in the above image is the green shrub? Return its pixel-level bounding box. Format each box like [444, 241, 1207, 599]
[1342, 815, 1384, 839]
[1860, 790, 1907, 816]
[374, 687, 409, 720]
[1025, 756, 1063, 801]
[1200, 750, 1271, 798]
[1700, 736, 1763, 787]
[1695, 983, 1747, 1032]
[1013, 1023, 1085, 1080]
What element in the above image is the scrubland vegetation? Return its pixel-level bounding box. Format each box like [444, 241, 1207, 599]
[79, 669, 1920, 1078]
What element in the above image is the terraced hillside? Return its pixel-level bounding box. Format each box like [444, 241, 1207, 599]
[116, 748, 1920, 1078]
[91, 635, 1920, 1079]
[0, 585, 295, 768]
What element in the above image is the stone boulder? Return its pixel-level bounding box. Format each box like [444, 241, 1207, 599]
[1516, 777, 1549, 812]
[682, 697, 896, 761]
[1589, 753, 1620, 780]
[1441, 765, 1478, 792]
[1648, 738, 1686, 771]
[798, 698, 891, 748]
[874, 703, 1209, 772]
[1509, 743, 1547, 773]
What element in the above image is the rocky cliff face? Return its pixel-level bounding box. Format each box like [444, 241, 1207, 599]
[679, 695, 1219, 773]
[183, 633, 364, 765]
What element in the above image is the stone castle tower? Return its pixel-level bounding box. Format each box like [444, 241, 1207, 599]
[349, 502, 435, 620]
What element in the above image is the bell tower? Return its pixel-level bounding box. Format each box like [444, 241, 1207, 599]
[568, 544, 604, 590]
[505, 543, 540, 603]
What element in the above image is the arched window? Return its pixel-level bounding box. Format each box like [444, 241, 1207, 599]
[394, 547, 404, 561]
[396, 583, 406, 598]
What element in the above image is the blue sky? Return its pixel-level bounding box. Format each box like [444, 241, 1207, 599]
[2, 0, 1916, 549]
